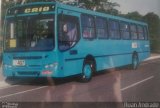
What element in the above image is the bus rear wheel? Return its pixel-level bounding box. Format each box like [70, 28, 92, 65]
[80, 61, 94, 82]
[131, 54, 139, 70]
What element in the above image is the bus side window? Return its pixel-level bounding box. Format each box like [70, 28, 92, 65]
[58, 15, 80, 51]
[81, 14, 95, 39]
[108, 20, 120, 39]
[130, 24, 138, 40]
[137, 25, 145, 40]
[120, 22, 130, 40]
[96, 17, 108, 39]
[144, 26, 149, 40]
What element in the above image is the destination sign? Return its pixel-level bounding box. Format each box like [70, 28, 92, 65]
[7, 4, 55, 15]
[24, 6, 51, 13]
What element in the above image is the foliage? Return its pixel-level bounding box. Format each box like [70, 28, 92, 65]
[79, 0, 120, 15]
[143, 13, 160, 53]
[143, 12, 160, 39]
[123, 11, 143, 21]
[1, 0, 15, 22]
[150, 39, 160, 53]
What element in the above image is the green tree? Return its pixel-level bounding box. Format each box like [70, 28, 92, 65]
[1, 0, 15, 26]
[79, 0, 120, 15]
[143, 12, 160, 39]
[123, 11, 143, 21]
[143, 12, 160, 53]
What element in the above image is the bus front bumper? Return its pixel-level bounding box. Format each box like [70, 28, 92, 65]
[2, 63, 60, 78]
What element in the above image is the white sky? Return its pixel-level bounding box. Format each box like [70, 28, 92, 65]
[111, 0, 160, 17]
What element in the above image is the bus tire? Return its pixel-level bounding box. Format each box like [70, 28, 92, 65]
[131, 53, 139, 70]
[80, 60, 94, 82]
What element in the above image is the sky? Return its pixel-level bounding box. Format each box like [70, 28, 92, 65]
[111, 0, 160, 17]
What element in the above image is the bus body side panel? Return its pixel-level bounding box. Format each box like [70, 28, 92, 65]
[78, 40, 133, 71]
[54, 51, 83, 78]
[137, 41, 150, 62]
[95, 55, 132, 71]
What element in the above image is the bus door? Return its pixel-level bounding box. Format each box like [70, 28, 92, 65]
[57, 8, 82, 76]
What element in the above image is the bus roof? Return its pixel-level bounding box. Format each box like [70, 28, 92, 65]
[8, 2, 147, 26]
[56, 2, 147, 26]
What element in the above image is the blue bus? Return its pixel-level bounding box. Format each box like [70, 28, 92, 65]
[3, 2, 150, 82]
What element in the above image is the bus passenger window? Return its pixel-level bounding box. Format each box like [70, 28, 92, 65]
[81, 15, 95, 39]
[96, 17, 108, 39]
[58, 15, 79, 51]
[120, 22, 130, 40]
[130, 24, 138, 40]
[144, 26, 148, 40]
[109, 20, 120, 39]
[137, 25, 145, 40]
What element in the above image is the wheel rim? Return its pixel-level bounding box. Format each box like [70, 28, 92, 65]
[83, 64, 92, 79]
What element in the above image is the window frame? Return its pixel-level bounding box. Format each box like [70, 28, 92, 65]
[108, 19, 121, 40]
[58, 14, 80, 51]
[95, 16, 108, 39]
[120, 21, 131, 40]
[81, 14, 96, 40]
[137, 25, 145, 40]
[130, 23, 138, 40]
[143, 26, 149, 40]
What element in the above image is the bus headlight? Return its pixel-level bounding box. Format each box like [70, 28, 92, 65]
[45, 63, 58, 69]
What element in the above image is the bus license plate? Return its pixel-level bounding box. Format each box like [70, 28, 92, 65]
[13, 60, 25, 66]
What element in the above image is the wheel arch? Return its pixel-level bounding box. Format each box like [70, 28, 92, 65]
[132, 51, 138, 58]
[84, 54, 97, 72]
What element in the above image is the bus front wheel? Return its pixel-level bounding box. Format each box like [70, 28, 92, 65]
[131, 54, 139, 70]
[80, 61, 94, 82]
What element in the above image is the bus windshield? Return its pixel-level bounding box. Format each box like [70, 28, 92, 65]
[4, 14, 55, 52]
